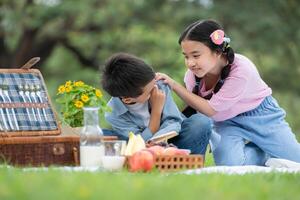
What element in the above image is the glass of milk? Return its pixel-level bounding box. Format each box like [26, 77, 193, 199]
[102, 140, 126, 171]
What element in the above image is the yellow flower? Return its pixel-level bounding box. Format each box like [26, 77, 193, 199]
[63, 112, 69, 118]
[74, 100, 84, 108]
[81, 94, 89, 103]
[74, 81, 84, 87]
[56, 80, 110, 127]
[65, 81, 72, 87]
[57, 85, 65, 94]
[95, 89, 102, 98]
[65, 86, 72, 93]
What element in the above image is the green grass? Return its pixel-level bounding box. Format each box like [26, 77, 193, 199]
[1, 152, 300, 200]
[0, 166, 300, 200]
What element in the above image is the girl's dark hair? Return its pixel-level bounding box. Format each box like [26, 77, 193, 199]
[179, 19, 235, 99]
[101, 53, 155, 98]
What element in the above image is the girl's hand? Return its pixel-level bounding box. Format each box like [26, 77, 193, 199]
[155, 72, 175, 89]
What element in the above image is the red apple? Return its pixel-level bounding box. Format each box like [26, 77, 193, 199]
[147, 145, 165, 156]
[128, 150, 155, 172]
[163, 147, 178, 156]
[163, 147, 190, 156]
[175, 149, 190, 156]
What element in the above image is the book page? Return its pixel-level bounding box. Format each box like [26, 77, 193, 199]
[148, 131, 178, 143]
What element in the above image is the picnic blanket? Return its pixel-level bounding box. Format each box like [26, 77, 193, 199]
[17, 165, 300, 174]
[181, 165, 300, 175]
[181, 158, 300, 175]
[3, 158, 300, 175]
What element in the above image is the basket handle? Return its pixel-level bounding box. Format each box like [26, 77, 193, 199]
[21, 57, 40, 69]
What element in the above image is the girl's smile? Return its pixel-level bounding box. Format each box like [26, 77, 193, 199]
[181, 40, 223, 78]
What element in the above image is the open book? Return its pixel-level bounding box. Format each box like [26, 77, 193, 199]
[148, 131, 179, 143]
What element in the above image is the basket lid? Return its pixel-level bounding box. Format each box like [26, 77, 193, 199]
[0, 58, 61, 137]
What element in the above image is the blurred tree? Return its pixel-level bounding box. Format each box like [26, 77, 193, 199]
[1, 0, 299, 91]
[210, 0, 300, 94]
[1, 0, 300, 133]
[0, 0, 207, 71]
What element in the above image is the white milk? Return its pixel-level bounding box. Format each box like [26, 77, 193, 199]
[102, 156, 126, 171]
[80, 145, 105, 167]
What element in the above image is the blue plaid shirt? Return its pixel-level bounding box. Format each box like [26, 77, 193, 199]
[105, 81, 185, 141]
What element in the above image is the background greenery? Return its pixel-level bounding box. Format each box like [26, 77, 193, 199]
[1, 0, 300, 134]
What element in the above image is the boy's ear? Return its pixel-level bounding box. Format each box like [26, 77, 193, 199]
[121, 97, 132, 104]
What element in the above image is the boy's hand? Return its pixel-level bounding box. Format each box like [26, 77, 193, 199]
[148, 85, 165, 134]
[149, 85, 165, 114]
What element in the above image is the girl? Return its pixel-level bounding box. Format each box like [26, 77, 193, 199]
[156, 19, 300, 166]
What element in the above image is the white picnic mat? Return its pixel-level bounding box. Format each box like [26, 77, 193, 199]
[181, 165, 300, 175]
[1, 165, 300, 174]
[180, 158, 300, 175]
[3, 158, 300, 175]
[19, 165, 300, 174]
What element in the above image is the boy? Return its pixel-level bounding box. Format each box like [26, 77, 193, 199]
[101, 53, 211, 154]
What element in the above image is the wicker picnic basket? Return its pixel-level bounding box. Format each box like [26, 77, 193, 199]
[0, 57, 73, 166]
[0, 58, 68, 166]
[0, 133, 80, 166]
[0, 133, 118, 167]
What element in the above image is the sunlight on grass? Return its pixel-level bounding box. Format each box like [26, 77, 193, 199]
[1, 165, 300, 200]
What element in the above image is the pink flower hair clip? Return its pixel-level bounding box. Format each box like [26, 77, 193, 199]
[210, 29, 231, 45]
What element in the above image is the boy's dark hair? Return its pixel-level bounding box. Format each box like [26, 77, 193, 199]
[101, 53, 155, 98]
[179, 19, 235, 99]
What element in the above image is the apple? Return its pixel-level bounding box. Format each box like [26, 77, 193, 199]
[163, 147, 178, 156]
[163, 147, 190, 156]
[147, 145, 165, 156]
[128, 150, 155, 172]
[175, 149, 190, 156]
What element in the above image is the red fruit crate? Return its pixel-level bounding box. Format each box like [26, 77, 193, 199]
[154, 155, 204, 172]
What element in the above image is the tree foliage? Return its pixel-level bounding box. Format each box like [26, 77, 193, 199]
[1, 0, 300, 132]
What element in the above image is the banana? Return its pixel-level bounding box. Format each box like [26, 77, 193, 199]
[125, 132, 136, 156]
[125, 132, 146, 156]
[132, 134, 146, 153]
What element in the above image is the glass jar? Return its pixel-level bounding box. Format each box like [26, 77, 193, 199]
[80, 106, 104, 167]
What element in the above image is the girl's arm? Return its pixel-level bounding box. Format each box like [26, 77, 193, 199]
[156, 73, 216, 117]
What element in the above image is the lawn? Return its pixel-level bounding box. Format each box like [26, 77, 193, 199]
[1, 166, 300, 200]
[1, 153, 300, 200]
